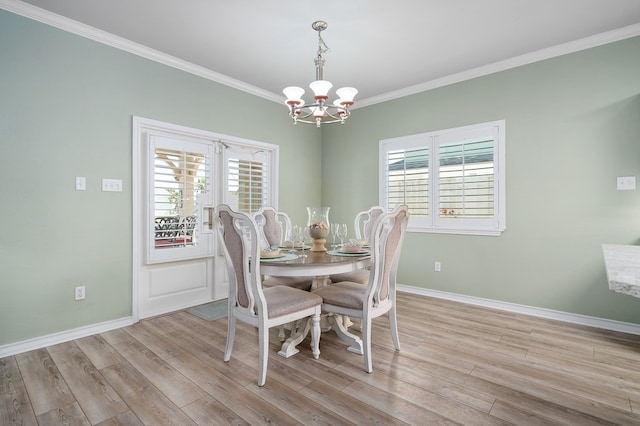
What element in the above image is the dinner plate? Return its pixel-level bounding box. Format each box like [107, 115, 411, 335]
[328, 249, 371, 257]
[279, 243, 311, 249]
[260, 253, 298, 262]
[260, 252, 285, 259]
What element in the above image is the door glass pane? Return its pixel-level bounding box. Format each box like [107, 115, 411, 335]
[154, 147, 208, 249]
[226, 151, 270, 214]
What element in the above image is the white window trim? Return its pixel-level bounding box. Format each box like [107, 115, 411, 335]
[379, 120, 506, 236]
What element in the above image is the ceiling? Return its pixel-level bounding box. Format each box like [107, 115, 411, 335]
[6, 0, 640, 107]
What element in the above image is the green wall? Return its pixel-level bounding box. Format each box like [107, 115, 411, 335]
[2, 8, 640, 348]
[0, 10, 320, 345]
[322, 36, 640, 323]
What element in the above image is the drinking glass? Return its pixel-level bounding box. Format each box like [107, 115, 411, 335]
[336, 224, 347, 247]
[331, 223, 339, 247]
[294, 225, 307, 257]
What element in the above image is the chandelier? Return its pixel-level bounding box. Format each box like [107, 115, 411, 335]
[283, 21, 358, 128]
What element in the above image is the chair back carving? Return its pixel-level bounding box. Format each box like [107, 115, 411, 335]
[253, 207, 293, 248]
[355, 206, 385, 241]
[215, 205, 266, 317]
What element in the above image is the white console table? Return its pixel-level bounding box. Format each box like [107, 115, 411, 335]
[602, 244, 640, 298]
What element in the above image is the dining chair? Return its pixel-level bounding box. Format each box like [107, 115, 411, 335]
[215, 204, 322, 386]
[253, 206, 313, 291]
[354, 205, 386, 241]
[314, 204, 409, 373]
[330, 205, 386, 285]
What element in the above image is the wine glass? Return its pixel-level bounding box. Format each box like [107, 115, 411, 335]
[331, 223, 339, 247]
[336, 224, 347, 247]
[294, 225, 307, 258]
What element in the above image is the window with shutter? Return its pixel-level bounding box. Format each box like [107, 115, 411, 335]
[380, 120, 505, 235]
[224, 145, 275, 214]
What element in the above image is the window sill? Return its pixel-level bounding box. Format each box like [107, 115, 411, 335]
[407, 226, 504, 237]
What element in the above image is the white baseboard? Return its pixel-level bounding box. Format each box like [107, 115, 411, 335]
[397, 285, 640, 336]
[0, 316, 135, 358]
[3, 286, 639, 358]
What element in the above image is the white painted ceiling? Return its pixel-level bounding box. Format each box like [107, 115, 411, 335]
[8, 0, 640, 106]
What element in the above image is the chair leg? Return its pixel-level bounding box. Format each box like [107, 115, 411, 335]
[224, 314, 236, 362]
[310, 313, 321, 359]
[258, 324, 269, 386]
[362, 316, 373, 373]
[389, 304, 401, 351]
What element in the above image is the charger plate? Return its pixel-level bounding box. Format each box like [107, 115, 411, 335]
[327, 249, 371, 257]
[260, 253, 298, 262]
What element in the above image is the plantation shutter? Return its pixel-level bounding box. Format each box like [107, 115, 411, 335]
[225, 146, 272, 214]
[380, 120, 504, 235]
[147, 135, 214, 263]
[384, 146, 429, 217]
[438, 138, 495, 219]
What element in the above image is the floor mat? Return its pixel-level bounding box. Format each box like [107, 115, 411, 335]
[187, 299, 228, 321]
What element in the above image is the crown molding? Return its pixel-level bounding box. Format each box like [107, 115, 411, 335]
[0, 0, 282, 104]
[2, 0, 639, 108]
[356, 23, 640, 108]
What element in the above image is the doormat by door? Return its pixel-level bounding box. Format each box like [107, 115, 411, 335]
[187, 299, 228, 321]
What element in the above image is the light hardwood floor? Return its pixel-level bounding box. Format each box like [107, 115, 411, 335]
[3, 292, 640, 425]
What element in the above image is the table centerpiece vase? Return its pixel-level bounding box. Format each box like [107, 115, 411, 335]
[307, 207, 330, 252]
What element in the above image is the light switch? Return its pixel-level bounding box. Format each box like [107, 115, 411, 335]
[102, 178, 123, 192]
[617, 176, 636, 191]
[75, 176, 86, 191]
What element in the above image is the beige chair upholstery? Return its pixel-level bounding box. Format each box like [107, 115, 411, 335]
[253, 207, 313, 291]
[215, 204, 322, 386]
[314, 205, 409, 373]
[330, 206, 386, 284]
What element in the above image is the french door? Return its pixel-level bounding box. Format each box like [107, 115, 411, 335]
[132, 117, 278, 320]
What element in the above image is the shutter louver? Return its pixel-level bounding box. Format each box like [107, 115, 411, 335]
[385, 147, 429, 216]
[438, 139, 494, 219]
[228, 158, 269, 214]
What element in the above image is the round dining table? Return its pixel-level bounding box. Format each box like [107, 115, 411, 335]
[260, 249, 371, 290]
[260, 248, 371, 358]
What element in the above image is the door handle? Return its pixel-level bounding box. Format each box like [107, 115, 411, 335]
[203, 207, 214, 230]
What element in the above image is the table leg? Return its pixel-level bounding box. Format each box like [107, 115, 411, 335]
[310, 275, 330, 290]
[277, 318, 311, 358]
[328, 315, 363, 355]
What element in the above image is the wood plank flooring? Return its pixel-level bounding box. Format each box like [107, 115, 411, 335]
[3, 292, 640, 425]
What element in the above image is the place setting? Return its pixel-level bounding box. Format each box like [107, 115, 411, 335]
[259, 247, 298, 262]
[328, 239, 371, 257]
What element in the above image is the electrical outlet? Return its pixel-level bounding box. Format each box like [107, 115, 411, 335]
[435, 261, 441, 272]
[74, 285, 86, 301]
